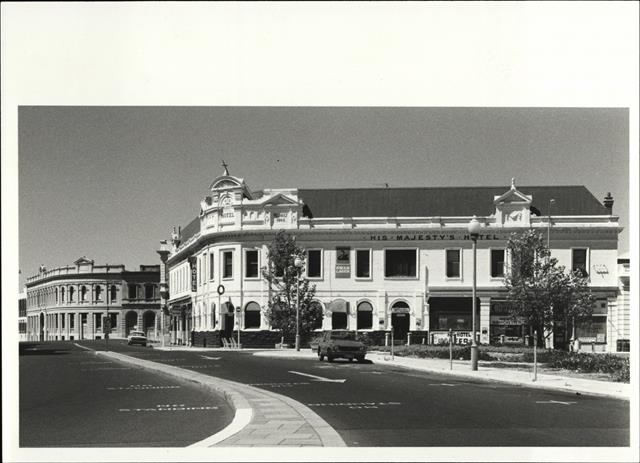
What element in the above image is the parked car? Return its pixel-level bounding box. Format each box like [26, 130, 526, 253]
[318, 330, 367, 362]
[127, 330, 147, 347]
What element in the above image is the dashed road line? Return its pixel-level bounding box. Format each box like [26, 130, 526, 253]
[248, 382, 310, 388]
[307, 401, 402, 409]
[536, 400, 577, 405]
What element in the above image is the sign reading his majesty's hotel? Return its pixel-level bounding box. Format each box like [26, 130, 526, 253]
[369, 233, 501, 241]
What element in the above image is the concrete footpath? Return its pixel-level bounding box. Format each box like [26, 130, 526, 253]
[97, 351, 345, 447]
[252, 348, 631, 401]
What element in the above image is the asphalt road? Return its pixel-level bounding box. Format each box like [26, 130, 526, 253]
[81, 340, 630, 447]
[19, 341, 234, 447]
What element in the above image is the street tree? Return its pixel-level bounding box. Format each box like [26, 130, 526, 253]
[504, 229, 595, 346]
[262, 231, 321, 342]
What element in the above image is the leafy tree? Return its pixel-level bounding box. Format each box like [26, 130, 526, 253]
[504, 229, 595, 346]
[262, 231, 321, 341]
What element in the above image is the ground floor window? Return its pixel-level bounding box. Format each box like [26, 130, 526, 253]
[356, 301, 373, 330]
[429, 297, 477, 331]
[332, 312, 347, 330]
[576, 316, 607, 343]
[244, 302, 261, 329]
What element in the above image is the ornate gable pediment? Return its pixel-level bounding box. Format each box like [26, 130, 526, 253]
[494, 178, 532, 227]
[261, 192, 299, 207]
[74, 256, 93, 265]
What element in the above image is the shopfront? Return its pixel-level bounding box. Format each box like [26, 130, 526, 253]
[489, 300, 529, 345]
[429, 297, 479, 345]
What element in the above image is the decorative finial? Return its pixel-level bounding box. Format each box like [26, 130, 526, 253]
[221, 160, 229, 176]
[510, 177, 516, 190]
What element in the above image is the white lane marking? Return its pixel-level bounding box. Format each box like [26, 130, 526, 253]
[188, 408, 253, 447]
[536, 400, 577, 405]
[78, 361, 113, 365]
[289, 371, 346, 383]
[248, 382, 310, 388]
[428, 383, 458, 387]
[106, 385, 181, 390]
[74, 343, 93, 351]
[118, 404, 219, 412]
[200, 355, 221, 360]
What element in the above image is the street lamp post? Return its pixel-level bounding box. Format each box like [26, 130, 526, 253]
[467, 216, 482, 371]
[294, 256, 304, 351]
[547, 198, 555, 251]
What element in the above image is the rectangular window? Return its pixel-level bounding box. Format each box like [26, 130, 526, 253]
[572, 248, 589, 277]
[223, 251, 233, 279]
[490, 249, 505, 278]
[209, 253, 215, 281]
[145, 285, 154, 300]
[576, 317, 606, 342]
[356, 249, 371, 278]
[385, 249, 417, 278]
[307, 250, 322, 278]
[96, 314, 102, 329]
[446, 249, 461, 278]
[245, 250, 259, 278]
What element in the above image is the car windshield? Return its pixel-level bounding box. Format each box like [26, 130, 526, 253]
[130, 331, 145, 337]
[330, 331, 355, 341]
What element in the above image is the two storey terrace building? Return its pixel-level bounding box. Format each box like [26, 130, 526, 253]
[162, 168, 625, 352]
[25, 257, 161, 341]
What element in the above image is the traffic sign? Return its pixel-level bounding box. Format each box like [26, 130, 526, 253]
[217, 284, 225, 295]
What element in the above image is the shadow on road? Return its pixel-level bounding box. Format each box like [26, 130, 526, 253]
[19, 342, 72, 356]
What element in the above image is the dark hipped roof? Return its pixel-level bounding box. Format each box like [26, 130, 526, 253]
[299, 186, 608, 219]
[179, 186, 608, 243]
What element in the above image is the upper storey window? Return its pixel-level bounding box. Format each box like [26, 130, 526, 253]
[385, 249, 417, 278]
[491, 249, 505, 278]
[307, 250, 322, 278]
[223, 251, 234, 279]
[446, 249, 461, 278]
[128, 284, 138, 299]
[245, 250, 259, 278]
[572, 248, 589, 277]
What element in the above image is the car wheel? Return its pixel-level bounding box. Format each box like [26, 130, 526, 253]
[356, 356, 365, 363]
[327, 355, 334, 363]
[349, 357, 354, 362]
[319, 352, 324, 361]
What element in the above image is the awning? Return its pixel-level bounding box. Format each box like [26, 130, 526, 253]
[328, 299, 349, 313]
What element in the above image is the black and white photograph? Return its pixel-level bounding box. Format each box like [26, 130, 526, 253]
[2, 3, 638, 463]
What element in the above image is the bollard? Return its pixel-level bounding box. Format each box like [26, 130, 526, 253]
[533, 330, 538, 382]
[592, 341, 595, 353]
[407, 332, 411, 346]
[385, 332, 389, 347]
[449, 328, 453, 370]
[391, 330, 394, 361]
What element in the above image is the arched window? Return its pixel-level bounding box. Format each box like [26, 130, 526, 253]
[81, 286, 88, 302]
[69, 287, 75, 302]
[61, 287, 65, 303]
[244, 302, 261, 329]
[357, 301, 373, 330]
[329, 299, 349, 330]
[110, 285, 117, 303]
[95, 285, 102, 302]
[55, 288, 59, 304]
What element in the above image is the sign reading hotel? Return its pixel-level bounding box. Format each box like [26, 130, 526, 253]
[369, 233, 501, 241]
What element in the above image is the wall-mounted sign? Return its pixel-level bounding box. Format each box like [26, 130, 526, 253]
[217, 284, 225, 295]
[369, 233, 501, 241]
[188, 256, 197, 292]
[335, 247, 351, 278]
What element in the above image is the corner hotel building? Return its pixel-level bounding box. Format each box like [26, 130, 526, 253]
[163, 167, 627, 352]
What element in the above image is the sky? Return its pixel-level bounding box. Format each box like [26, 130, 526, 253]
[18, 106, 629, 287]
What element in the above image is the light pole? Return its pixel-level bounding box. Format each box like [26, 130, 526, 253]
[547, 198, 555, 251]
[294, 256, 304, 351]
[157, 241, 171, 349]
[468, 216, 482, 371]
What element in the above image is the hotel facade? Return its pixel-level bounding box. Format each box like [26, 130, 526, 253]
[161, 168, 627, 352]
[25, 257, 161, 341]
